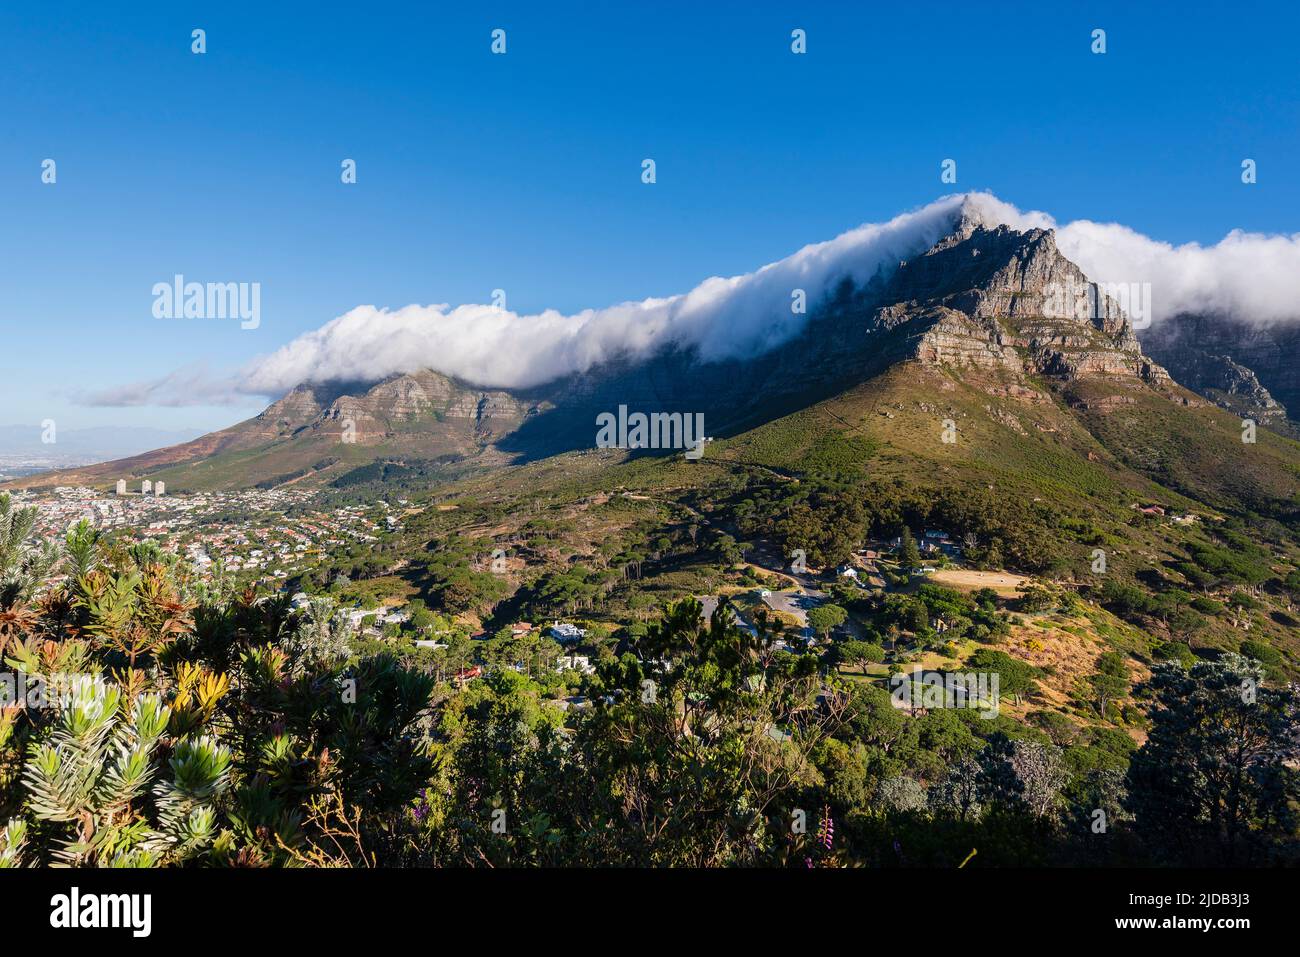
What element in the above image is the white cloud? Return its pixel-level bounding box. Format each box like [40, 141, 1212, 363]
[936, 194, 1300, 328]
[87, 192, 1300, 407]
[1050, 219, 1300, 327]
[77, 364, 249, 408]
[239, 193, 972, 395]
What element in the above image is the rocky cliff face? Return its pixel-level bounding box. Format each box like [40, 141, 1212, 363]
[494, 207, 1178, 457]
[274, 370, 535, 446]
[1139, 314, 1296, 427]
[865, 211, 1165, 385]
[883, 213, 1128, 333]
[255, 382, 350, 438]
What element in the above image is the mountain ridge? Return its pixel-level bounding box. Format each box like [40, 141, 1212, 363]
[1138, 312, 1299, 431]
[6, 202, 1295, 498]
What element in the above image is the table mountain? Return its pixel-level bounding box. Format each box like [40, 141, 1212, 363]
[9, 198, 1296, 502]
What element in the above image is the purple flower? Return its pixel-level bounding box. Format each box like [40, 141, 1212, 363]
[817, 806, 834, 851]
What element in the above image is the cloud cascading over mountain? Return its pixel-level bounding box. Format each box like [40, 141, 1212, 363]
[85, 192, 1300, 407]
[239, 194, 978, 395]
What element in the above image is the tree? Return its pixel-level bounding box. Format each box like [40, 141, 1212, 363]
[884, 623, 902, 650]
[967, 649, 1040, 705]
[433, 568, 507, 615]
[929, 755, 982, 821]
[715, 534, 743, 568]
[838, 639, 885, 674]
[877, 776, 927, 813]
[1007, 741, 1068, 818]
[1168, 607, 1208, 648]
[905, 601, 929, 636]
[408, 604, 438, 634]
[1017, 586, 1055, 613]
[807, 604, 847, 640]
[1087, 651, 1130, 719]
[1126, 655, 1300, 865]
[898, 528, 921, 571]
[975, 735, 1067, 819]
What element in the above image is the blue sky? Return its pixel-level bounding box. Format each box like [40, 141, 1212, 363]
[1, 0, 1297, 432]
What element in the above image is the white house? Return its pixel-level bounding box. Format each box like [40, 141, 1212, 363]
[556, 654, 595, 675]
[550, 621, 587, 644]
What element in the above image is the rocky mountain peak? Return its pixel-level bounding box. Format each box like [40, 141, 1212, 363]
[872, 218, 1166, 384]
[937, 194, 1022, 246]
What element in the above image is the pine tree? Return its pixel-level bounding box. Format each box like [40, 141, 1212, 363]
[899, 528, 921, 570]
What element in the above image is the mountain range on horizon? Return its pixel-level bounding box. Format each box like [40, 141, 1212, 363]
[0, 424, 205, 466]
[7, 195, 1300, 505]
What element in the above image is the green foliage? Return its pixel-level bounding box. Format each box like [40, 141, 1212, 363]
[837, 640, 885, 670]
[0, 494, 60, 610]
[4, 476, 1299, 869]
[1240, 639, 1283, 667]
[0, 536, 437, 867]
[1084, 652, 1130, 720]
[966, 649, 1041, 703]
[898, 528, 921, 570]
[424, 535, 510, 615]
[1127, 656, 1300, 865]
[807, 603, 848, 638]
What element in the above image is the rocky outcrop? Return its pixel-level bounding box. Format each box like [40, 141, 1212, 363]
[303, 371, 533, 445]
[897, 306, 1021, 372]
[866, 210, 1167, 386]
[209, 207, 1186, 469]
[1139, 314, 1294, 426]
[499, 207, 1178, 459]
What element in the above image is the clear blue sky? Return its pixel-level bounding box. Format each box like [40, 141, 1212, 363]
[2, 0, 1297, 432]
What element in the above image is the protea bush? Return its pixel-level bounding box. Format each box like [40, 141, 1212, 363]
[0, 496, 436, 867]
